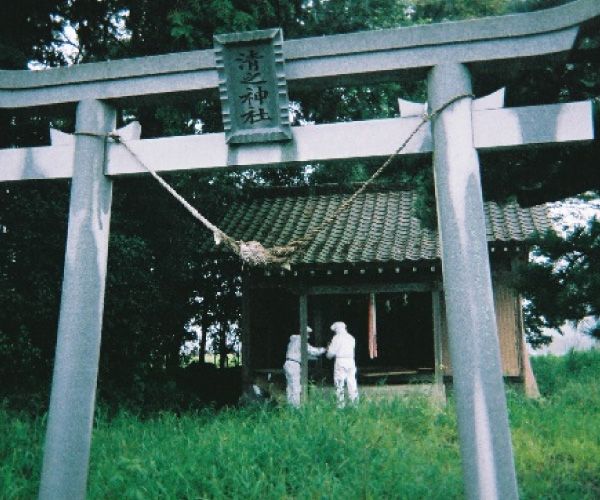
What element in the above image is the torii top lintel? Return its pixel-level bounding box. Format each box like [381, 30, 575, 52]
[1, 0, 599, 110]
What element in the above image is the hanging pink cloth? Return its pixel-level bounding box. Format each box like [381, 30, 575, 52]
[368, 294, 378, 359]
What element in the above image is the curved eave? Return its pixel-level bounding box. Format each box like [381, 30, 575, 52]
[1, 0, 600, 109]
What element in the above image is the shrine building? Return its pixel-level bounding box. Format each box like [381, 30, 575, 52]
[206, 183, 551, 397]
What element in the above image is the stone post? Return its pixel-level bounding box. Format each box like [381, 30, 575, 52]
[38, 100, 116, 500]
[428, 64, 519, 500]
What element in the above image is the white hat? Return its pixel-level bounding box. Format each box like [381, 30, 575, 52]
[330, 321, 346, 332]
[306, 326, 313, 333]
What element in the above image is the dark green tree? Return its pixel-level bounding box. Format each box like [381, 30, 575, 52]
[0, 0, 65, 69]
[0, 181, 70, 408]
[517, 216, 600, 346]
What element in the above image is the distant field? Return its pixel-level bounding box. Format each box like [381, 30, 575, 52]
[2, 350, 599, 500]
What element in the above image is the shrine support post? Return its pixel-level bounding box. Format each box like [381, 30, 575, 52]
[38, 100, 116, 500]
[428, 64, 519, 500]
[299, 293, 309, 402]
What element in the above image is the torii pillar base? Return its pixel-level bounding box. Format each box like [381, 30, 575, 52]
[428, 64, 519, 500]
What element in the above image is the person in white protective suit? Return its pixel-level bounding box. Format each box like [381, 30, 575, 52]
[326, 321, 359, 408]
[284, 326, 326, 407]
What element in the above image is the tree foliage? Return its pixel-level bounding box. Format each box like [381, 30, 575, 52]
[518, 218, 600, 345]
[0, 180, 70, 407]
[0, 1, 65, 69]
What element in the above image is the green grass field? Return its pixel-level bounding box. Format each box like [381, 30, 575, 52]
[2, 350, 599, 500]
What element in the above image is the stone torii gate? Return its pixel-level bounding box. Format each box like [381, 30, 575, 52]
[1, 1, 598, 499]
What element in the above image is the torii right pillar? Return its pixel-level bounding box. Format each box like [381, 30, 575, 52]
[429, 63, 519, 500]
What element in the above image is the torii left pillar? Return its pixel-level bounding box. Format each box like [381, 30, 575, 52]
[38, 100, 115, 500]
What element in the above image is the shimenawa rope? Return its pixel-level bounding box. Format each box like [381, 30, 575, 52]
[76, 92, 474, 268]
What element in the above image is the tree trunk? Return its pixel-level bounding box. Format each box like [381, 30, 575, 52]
[200, 311, 209, 364]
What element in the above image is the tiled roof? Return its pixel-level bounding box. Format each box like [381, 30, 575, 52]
[211, 187, 552, 266]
